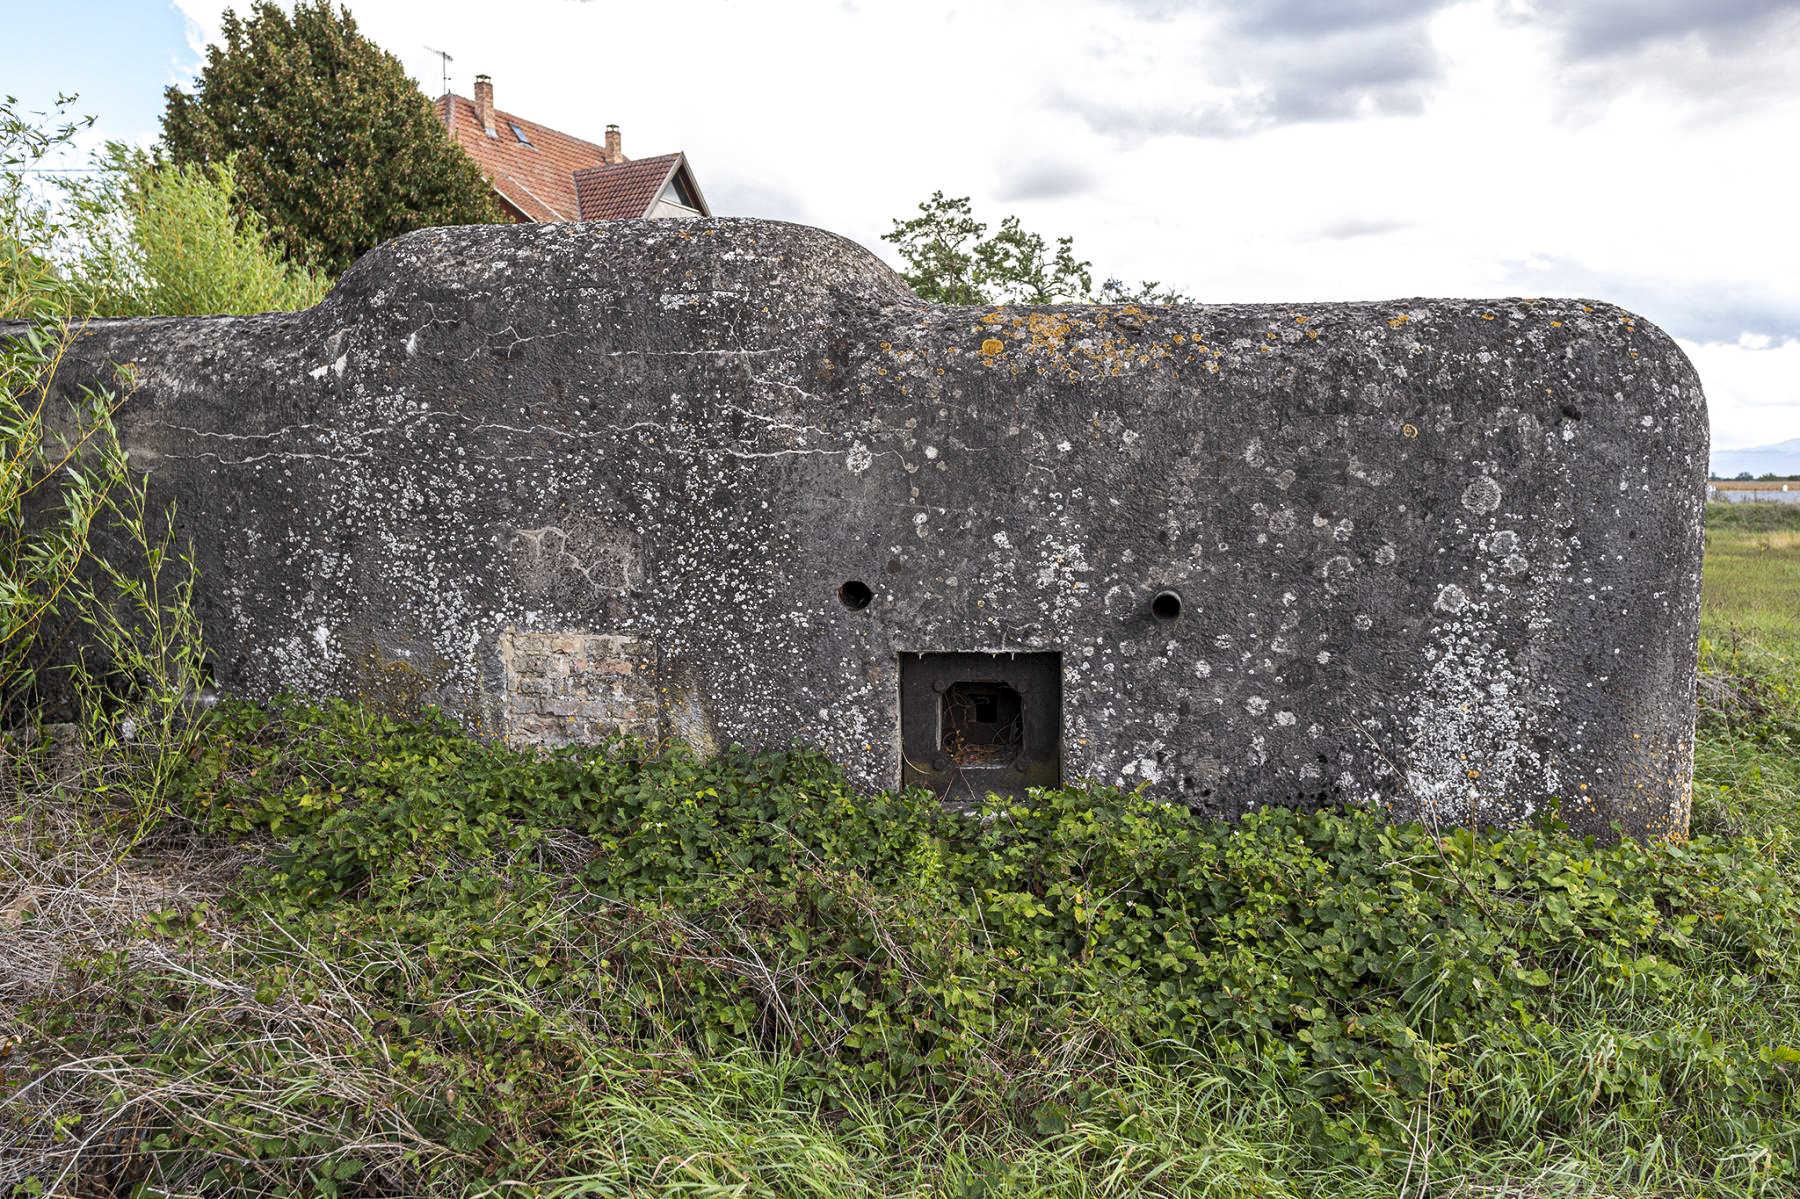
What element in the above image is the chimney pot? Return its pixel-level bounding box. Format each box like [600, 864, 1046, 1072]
[474, 74, 496, 137]
[604, 123, 623, 163]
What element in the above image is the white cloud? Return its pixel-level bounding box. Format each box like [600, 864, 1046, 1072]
[170, 0, 225, 59]
[1681, 339, 1800, 451]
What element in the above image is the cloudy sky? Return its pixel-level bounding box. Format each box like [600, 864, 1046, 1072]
[13, 0, 1800, 450]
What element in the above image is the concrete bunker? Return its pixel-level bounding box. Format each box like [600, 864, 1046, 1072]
[23, 217, 1708, 841]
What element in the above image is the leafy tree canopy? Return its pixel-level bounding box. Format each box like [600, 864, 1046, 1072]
[161, 0, 501, 275]
[882, 191, 1192, 307]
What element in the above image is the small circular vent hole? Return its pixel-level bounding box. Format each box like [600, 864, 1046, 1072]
[838, 580, 873, 611]
[1151, 590, 1183, 621]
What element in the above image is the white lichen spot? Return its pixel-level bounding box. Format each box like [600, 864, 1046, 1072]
[992, 531, 1012, 549]
[1274, 710, 1297, 727]
[1246, 696, 1269, 715]
[845, 441, 873, 474]
[1435, 584, 1469, 614]
[1461, 476, 1502, 514]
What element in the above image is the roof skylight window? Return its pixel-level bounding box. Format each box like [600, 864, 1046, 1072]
[508, 122, 532, 146]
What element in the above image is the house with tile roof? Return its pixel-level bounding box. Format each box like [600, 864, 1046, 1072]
[435, 75, 710, 223]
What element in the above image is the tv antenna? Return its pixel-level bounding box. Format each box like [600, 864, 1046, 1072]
[423, 45, 454, 95]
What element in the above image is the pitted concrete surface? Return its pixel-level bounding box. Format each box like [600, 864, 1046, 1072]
[24, 218, 1706, 839]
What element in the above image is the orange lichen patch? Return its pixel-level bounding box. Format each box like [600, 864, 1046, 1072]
[980, 338, 1005, 356]
[1306, 330, 1319, 341]
[1387, 314, 1409, 329]
[1550, 320, 1563, 328]
[1401, 423, 1420, 439]
[1480, 312, 1496, 320]
[981, 312, 1006, 324]
[1295, 315, 1308, 324]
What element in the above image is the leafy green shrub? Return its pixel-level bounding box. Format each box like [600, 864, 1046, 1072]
[63, 145, 329, 317]
[1706, 500, 1800, 535]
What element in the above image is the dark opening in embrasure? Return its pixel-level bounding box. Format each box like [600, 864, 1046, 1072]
[941, 680, 1022, 765]
[899, 652, 1061, 803]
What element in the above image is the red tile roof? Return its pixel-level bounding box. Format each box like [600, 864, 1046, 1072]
[573, 155, 683, 220]
[437, 92, 613, 222]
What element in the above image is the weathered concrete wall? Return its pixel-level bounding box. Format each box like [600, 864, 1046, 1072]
[26, 218, 1706, 839]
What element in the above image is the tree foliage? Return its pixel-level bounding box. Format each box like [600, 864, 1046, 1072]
[161, 0, 501, 275]
[62, 145, 328, 317]
[883, 191, 1192, 307]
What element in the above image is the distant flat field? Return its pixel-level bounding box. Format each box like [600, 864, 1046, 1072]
[1703, 503, 1800, 647]
[1710, 479, 1800, 490]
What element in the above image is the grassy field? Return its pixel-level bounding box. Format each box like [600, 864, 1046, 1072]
[1, 506, 1797, 1198]
[1703, 502, 1800, 647]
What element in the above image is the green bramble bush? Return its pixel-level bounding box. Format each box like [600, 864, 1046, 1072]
[17, 697, 1787, 1193]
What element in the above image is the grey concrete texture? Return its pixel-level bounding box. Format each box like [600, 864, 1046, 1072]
[27, 218, 1707, 840]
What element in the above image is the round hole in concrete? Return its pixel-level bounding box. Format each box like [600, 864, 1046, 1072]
[838, 580, 873, 611]
[1151, 590, 1183, 621]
